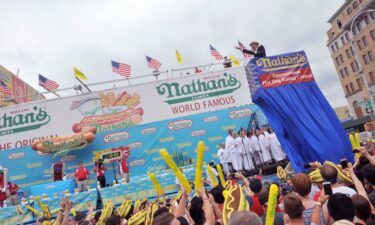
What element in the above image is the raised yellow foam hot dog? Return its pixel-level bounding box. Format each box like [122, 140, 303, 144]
[265, 184, 279, 225]
[349, 134, 356, 149]
[194, 141, 205, 191]
[159, 149, 192, 193]
[216, 164, 226, 186]
[148, 173, 164, 195]
[207, 166, 218, 187]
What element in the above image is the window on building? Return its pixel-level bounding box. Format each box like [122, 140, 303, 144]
[345, 33, 350, 42]
[355, 60, 359, 70]
[369, 51, 374, 61]
[335, 42, 339, 50]
[346, 85, 351, 94]
[340, 70, 345, 78]
[371, 12, 375, 21]
[353, 2, 358, 9]
[357, 40, 363, 50]
[350, 46, 354, 56]
[353, 100, 364, 118]
[340, 54, 344, 63]
[356, 22, 362, 32]
[336, 57, 341, 66]
[346, 49, 351, 58]
[347, 7, 353, 15]
[371, 30, 375, 41]
[357, 78, 363, 89]
[365, 15, 370, 25]
[337, 19, 342, 29]
[362, 36, 368, 46]
[370, 71, 375, 83]
[359, 0, 363, 3]
[351, 62, 357, 72]
[344, 67, 349, 76]
[363, 54, 370, 65]
[350, 82, 355, 92]
[331, 45, 335, 53]
[341, 36, 345, 45]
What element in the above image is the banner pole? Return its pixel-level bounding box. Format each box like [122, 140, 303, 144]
[41, 86, 60, 97]
[75, 77, 91, 92]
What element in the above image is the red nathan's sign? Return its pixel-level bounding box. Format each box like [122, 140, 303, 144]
[259, 67, 314, 89]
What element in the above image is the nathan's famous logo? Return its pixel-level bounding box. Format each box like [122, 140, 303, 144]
[168, 119, 192, 130]
[71, 91, 143, 133]
[156, 73, 241, 104]
[255, 52, 307, 72]
[0, 106, 50, 136]
[104, 131, 129, 143]
[229, 109, 252, 119]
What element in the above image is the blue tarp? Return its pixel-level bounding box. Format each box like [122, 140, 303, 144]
[246, 51, 353, 172]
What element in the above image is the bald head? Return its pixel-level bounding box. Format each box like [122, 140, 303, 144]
[228, 212, 262, 225]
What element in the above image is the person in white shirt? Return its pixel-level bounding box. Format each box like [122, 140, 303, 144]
[267, 127, 286, 162]
[320, 164, 357, 197]
[235, 130, 245, 171]
[225, 129, 237, 172]
[249, 129, 262, 168]
[239, 130, 254, 171]
[257, 128, 272, 165]
[263, 129, 272, 160]
[217, 143, 230, 174]
[205, 162, 219, 186]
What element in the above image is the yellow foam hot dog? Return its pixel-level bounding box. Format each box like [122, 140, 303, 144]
[216, 164, 226, 187]
[354, 133, 360, 148]
[265, 184, 279, 225]
[194, 141, 205, 191]
[148, 173, 164, 195]
[159, 149, 192, 193]
[207, 166, 218, 187]
[349, 134, 356, 149]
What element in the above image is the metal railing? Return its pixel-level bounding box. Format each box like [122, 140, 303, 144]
[0, 57, 250, 105]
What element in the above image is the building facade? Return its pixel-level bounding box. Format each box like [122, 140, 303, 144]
[326, 0, 375, 119]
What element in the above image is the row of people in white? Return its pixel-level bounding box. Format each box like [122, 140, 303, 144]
[219, 127, 286, 174]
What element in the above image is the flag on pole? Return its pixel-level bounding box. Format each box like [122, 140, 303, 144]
[209, 45, 224, 60]
[39, 74, 59, 91]
[238, 40, 251, 58]
[74, 67, 88, 80]
[146, 56, 161, 70]
[0, 80, 12, 95]
[229, 56, 241, 67]
[175, 50, 184, 64]
[111, 60, 131, 78]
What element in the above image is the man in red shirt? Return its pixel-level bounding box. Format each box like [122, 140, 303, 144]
[0, 168, 8, 208]
[248, 178, 264, 216]
[117, 149, 130, 183]
[75, 162, 90, 192]
[94, 159, 106, 188]
[52, 159, 65, 182]
[7, 182, 19, 206]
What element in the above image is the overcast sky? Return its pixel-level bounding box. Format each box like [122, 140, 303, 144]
[0, 0, 346, 107]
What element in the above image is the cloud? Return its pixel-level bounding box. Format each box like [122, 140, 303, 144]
[0, 0, 345, 107]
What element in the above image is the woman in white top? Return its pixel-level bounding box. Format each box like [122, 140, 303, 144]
[257, 128, 272, 164]
[249, 129, 262, 167]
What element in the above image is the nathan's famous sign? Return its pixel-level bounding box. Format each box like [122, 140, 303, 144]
[0, 106, 50, 136]
[0, 67, 252, 151]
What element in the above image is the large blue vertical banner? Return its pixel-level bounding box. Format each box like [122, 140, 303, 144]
[246, 51, 352, 172]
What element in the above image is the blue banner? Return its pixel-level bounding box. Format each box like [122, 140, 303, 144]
[246, 51, 353, 172]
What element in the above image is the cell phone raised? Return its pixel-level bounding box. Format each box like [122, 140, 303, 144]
[323, 181, 333, 196]
[304, 164, 312, 169]
[353, 149, 360, 153]
[340, 158, 348, 169]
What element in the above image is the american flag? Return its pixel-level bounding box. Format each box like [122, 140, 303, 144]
[209, 45, 224, 60]
[146, 56, 161, 70]
[238, 40, 251, 58]
[0, 80, 12, 95]
[111, 60, 131, 78]
[38, 74, 59, 91]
